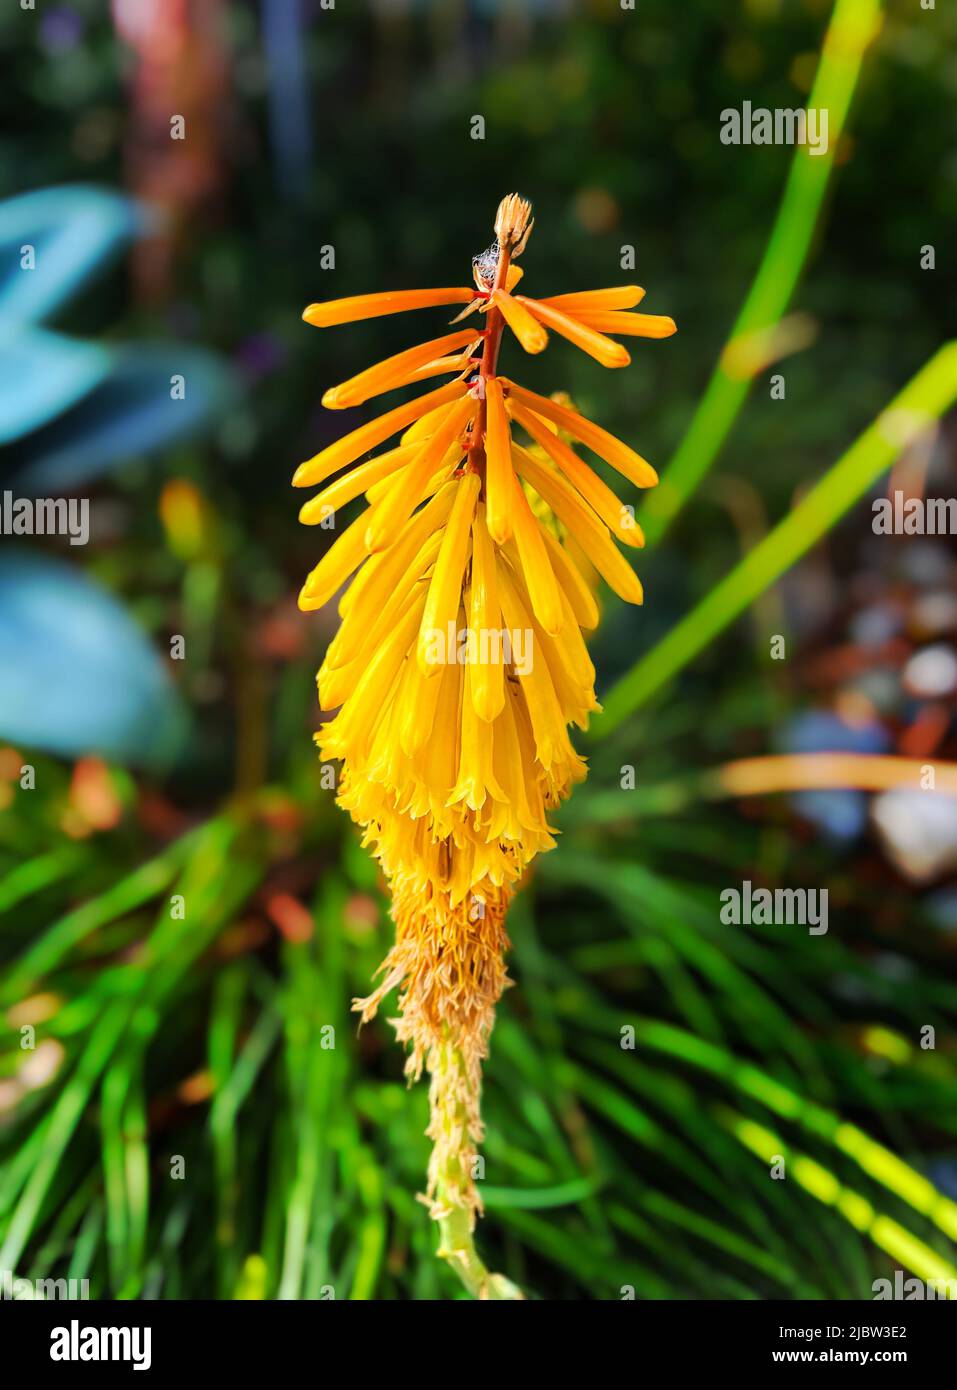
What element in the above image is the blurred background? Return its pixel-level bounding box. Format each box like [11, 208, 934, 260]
[1, 0, 956, 1300]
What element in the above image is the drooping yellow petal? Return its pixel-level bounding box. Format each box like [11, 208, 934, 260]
[397, 643, 445, 756]
[564, 531, 601, 599]
[322, 532, 442, 695]
[512, 443, 607, 548]
[538, 525, 599, 630]
[513, 443, 644, 605]
[538, 286, 645, 313]
[503, 380, 658, 489]
[491, 289, 548, 354]
[497, 564, 575, 770]
[419, 655, 463, 819]
[327, 595, 426, 762]
[365, 444, 460, 506]
[510, 400, 644, 548]
[484, 377, 513, 545]
[417, 471, 480, 676]
[293, 380, 467, 489]
[298, 504, 373, 611]
[365, 396, 474, 552]
[468, 503, 505, 722]
[550, 587, 596, 688]
[303, 288, 474, 328]
[520, 595, 599, 731]
[448, 632, 508, 812]
[518, 298, 629, 368]
[335, 481, 457, 635]
[509, 472, 563, 636]
[402, 399, 460, 447]
[492, 682, 552, 841]
[573, 311, 677, 339]
[299, 441, 421, 525]
[322, 329, 481, 410]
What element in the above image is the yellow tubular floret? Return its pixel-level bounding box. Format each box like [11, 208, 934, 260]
[364, 445, 455, 506]
[518, 297, 630, 368]
[512, 444, 644, 605]
[417, 471, 480, 676]
[335, 483, 458, 639]
[512, 442, 611, 550]
[550, 587, 597, 687]
[299, 504, 374, 611]
[448, 631, 508, 812]
[365, 450, 460, 510]
[468, 504, 505, 722]
[483, 377, 513, 545]
[402, 401, 459, 446]
[497, 565, 575, 771]
[397, 646, 445, 756]
[298, 441, 422, 524]
[329, 596, 426, 763]
[538, 525, 600, 630]
[320, 533, 443, 702]
[509, 400, 644, 548]
[503, 380, 658, 489]
[303, 288, 474, 327]
[509, 472, 564, 636]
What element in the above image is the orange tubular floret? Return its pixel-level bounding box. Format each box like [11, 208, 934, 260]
[322, 329, 482, 409]
[518, 297, 629, 368]
[364, 396, 476, 552]
[512, 444, 644, 606]
[400, 353, 475, 386]
[503, 380, 658, 490]
[293, 380, 467, 489]
[490, 290, 548, 354]
[303, 288, 474, 328]
[573, 311, 677, 339]
[509, 400, 644, 548]
[298, 442, 422, 525]
[538, 286, 645, 313]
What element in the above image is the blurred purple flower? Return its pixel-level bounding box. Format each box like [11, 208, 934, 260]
[235, 332, 287, 381]
[40, 8, 85, 54]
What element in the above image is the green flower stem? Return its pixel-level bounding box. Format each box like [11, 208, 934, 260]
[431, 1038, 524, 1300]
[435, 1201, 523, 1301]
[640, 0, 884, 546]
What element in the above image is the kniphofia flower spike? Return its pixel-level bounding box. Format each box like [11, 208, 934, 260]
[295, 195, 675, 1299]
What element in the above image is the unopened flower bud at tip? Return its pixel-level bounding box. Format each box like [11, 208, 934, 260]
[494, 193, 534, 258]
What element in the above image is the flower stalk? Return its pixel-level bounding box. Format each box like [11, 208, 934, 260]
[430, 1034, 524, 1300]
